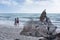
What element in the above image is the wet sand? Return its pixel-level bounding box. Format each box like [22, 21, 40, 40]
[0, 25, 41, 40]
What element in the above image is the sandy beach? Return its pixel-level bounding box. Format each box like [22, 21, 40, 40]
[0, 24, 60, 40]
[0, 25, 42, 40]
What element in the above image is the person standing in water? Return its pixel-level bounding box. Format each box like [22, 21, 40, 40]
[14, 17, 19, 26]
[16, 17, 19, 25]
[14, 18, 17, 25]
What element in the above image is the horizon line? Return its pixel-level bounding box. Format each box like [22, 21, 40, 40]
[0, 12, 60, 14]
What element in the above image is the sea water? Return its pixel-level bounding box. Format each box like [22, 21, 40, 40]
[0, 13, 60, 28]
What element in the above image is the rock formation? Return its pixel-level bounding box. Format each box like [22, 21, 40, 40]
[20, 9, 57, 37]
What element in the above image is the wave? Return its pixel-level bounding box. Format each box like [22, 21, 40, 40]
[0, 13, 60, 26]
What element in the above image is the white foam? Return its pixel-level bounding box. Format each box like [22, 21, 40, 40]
[0, 20, 24, 28]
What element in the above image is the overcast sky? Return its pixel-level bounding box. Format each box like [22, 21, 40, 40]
[0, 0, 60, 13]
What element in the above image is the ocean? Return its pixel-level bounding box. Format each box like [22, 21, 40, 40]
[0, 13, 60, 28]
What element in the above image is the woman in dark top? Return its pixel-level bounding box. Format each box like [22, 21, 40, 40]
[14, 17, 19, 26]
[16, 17, 19, 25]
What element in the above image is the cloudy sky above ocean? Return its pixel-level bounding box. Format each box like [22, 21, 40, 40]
[0, 0, 60, 13]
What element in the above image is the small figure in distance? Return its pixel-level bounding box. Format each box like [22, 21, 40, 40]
[14, 18, 17, 25]
[14, 17, 19, 26]
[16, 17, 19, 25]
